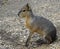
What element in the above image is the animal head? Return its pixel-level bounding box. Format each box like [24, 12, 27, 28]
[18, 3, 32, 18]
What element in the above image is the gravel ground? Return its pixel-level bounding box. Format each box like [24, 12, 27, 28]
[0, 0, 60, 49]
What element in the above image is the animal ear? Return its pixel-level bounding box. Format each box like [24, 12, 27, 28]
[26, 3, 31, 10]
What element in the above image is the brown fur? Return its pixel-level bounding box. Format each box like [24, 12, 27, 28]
[18, 3, 57, 46]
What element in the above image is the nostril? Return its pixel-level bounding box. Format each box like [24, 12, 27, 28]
[17, 11, 21, 16]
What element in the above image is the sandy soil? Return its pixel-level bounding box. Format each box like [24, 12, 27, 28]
[0, 0, 60, 49]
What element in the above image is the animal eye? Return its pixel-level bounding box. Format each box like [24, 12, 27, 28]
[22, 10, 26, 12]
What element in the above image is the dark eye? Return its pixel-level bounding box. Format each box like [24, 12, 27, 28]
[22, 10, 26, 12]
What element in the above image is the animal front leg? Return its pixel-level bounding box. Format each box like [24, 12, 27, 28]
[25, 32, 33, 47]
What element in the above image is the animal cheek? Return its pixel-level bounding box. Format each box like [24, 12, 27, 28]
[23, 13, 26, 17]
[20, 13, 23, 17]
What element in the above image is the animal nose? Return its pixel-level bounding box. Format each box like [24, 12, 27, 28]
[17, 10, 21, 16]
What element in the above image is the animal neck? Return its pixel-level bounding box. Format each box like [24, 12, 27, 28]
[26, 13, 34, 21]
[25, 12, 34, 26]
[25, 12, 34, 20]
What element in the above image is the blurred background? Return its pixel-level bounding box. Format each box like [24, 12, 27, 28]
[0, 0, 60, 49]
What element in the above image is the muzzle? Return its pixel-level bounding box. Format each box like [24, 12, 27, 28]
[17, 10, 22, 16]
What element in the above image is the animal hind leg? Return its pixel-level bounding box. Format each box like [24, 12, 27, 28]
[36, 35, 52, 45]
